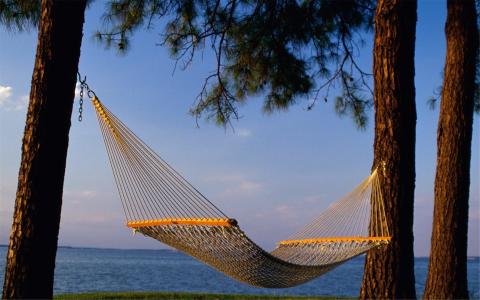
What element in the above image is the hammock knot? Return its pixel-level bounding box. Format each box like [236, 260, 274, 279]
[228, 218, 238, 226]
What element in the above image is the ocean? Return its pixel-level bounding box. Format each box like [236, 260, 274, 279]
[0, 246, 478, 297]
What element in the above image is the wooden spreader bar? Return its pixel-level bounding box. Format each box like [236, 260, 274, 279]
[127, 218, 237, 228]
[278, 236, 392, 245]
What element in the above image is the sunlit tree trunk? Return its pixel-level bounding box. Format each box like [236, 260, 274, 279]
[360, 0, 417, 298]
[423, 0, 478, 298]
[2, 0, 86, 298]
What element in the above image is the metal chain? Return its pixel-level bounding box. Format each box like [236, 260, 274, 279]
[78, 84, 84, 122]
[77, 72, 97, 122]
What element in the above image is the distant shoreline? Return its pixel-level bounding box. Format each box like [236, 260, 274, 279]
[0, 244, 478, 258]
[0, 244, 177, 252]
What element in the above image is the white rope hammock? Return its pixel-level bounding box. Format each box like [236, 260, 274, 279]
[91, 97, 390, 288]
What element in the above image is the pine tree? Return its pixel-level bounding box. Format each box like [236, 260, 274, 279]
[423, 0, 478, 298]
[98, 0, 376, 128]
[359, 1, 417, 298]
[1, 0, 87, 298]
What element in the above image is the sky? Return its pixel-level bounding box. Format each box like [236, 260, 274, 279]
[0, 0, 478, 257]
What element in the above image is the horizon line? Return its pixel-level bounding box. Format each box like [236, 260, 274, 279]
[0, 244, 478, 258]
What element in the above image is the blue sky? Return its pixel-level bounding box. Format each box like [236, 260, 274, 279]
[0, 0, 478, 257]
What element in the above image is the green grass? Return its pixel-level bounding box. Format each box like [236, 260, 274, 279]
[54, 291, 350, 300]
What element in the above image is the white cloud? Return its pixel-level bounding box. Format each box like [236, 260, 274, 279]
[236, 128, 252, 138]
[275, 204, 291, 213]
[0, 82, 86, 111]
[274, 204, 304, 220]
[80, 190, 96, 198]
[0, 85, 13, 106]
[205, 174, 263, 196]
[61, 212, 116, 225]
[64, 189, 97, 200]
[225, 180, 262, 196]
[236, 179, 262, 193]
[304, 194, 326, 204]
[14, 95, 28, 111]
[74, 82, 81, 99]
[0, 81, 83, 111]
[470, 208, 480, 220]
[0, 85, 28, 111]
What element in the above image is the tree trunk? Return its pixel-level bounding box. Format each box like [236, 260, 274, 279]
[360, 0, 417, 298]
[423, 1, 478, 299]
[2, 0, 86, 298]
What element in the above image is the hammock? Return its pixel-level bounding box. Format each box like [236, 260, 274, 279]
[91, 97, 390, 288]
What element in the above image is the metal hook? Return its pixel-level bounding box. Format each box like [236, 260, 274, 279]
[77, 71, 87, 85]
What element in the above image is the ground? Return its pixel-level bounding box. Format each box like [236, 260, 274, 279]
[54, 291, 350, 300]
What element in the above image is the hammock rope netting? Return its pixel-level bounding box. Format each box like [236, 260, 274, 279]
[91, 97, 391, 288]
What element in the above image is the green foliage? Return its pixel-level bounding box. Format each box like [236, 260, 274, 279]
[0, 0, 95, 32]
[99, 0, 375, 128]
[0, 0, 40, 31]
[96, 0, 173, 53]
[426, 83, 442, 111]
[334, 71, 372, 129]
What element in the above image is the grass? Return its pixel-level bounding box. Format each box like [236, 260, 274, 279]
[54, 291, 350, 300]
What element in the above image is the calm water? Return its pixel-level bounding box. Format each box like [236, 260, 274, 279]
[0, 246, 478, 297]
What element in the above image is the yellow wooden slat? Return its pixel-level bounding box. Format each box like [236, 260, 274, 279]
[127, 218, 236, 228]
[278, 236, 391, 245]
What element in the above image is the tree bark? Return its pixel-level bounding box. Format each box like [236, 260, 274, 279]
[360, 0, 417, 298]
[423, 1, 478, 299]
[2, 0, 86, 299]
